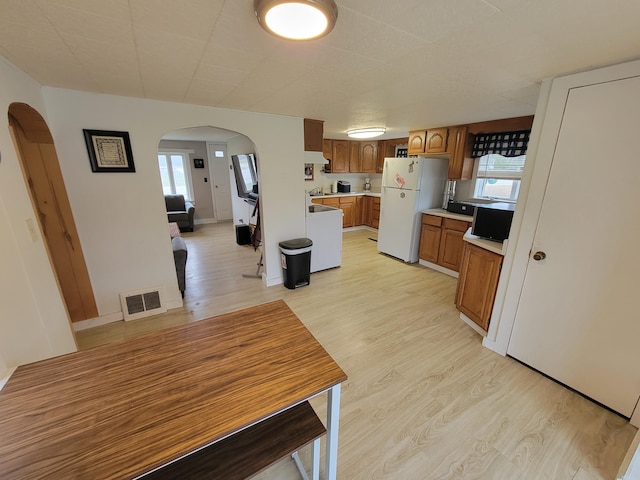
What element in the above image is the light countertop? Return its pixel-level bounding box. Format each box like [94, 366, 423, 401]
[311, 191, 381, 199]
[422, 208, 474, 222]
[463, 229, 507, 255]
[422, 209, 507, 255]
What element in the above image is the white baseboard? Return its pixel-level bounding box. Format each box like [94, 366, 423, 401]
[0, 367, 17, 392]
[73, 297, 184, 332]
[459, 313, 488, 337]
[418, 259, 459, 278]
[343, 225, 377, 233]
[194, 218, 217, 225]
[73, 311, 123, 331]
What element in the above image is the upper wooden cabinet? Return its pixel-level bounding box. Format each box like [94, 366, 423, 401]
[447, 125, 474, 180]
[359, 141, 378, 173]
[303, 118, 324, 152]
[425, 128, 448, 154]
[323, 139, 332, 160]
[377, 137, 408, 173]
[330, 140, 349, 173]
[349, 141, 361, 172]
[408, 130, 427, 155]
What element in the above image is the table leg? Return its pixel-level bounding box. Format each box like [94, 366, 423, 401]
[325, 383, 341, 480]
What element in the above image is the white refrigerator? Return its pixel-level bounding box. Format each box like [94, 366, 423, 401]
[377, 157, 448, 263]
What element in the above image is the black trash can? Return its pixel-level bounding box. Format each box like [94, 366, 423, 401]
[279, 238, 313, 289]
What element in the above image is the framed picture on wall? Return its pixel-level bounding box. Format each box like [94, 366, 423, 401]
[193, 158, 205, 168]
[304, 163, 314, 181]
[83, 129, 136, 172]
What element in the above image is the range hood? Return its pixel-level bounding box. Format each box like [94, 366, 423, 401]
[304, 151, 329, 164]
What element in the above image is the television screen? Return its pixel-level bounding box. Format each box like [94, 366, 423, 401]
[231, 154, 258, 202]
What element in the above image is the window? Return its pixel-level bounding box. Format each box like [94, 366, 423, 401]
[473, 154, 525, 202]
[158, 151, 193, 201]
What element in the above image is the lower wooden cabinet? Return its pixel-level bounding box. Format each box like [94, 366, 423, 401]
[419, 214, 471, 272]
[455, 242, 503, 331]
[339, 196, 356, 227]
[312, 195, 380, 228]
[371, 197, 380, 229]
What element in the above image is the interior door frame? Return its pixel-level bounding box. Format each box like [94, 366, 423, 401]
[206, 142, 233, 221]
[481, 59, 640, 426]
[8, 103, 98, 324]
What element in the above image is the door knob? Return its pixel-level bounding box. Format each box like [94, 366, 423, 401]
[533, 251, 546, 261]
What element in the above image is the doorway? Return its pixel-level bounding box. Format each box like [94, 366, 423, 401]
[8, 103, 98, 323]
[207, 142, 233, 221]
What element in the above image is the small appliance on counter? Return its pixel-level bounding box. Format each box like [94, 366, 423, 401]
[471, 204, 515, 242]
[337, 180, 351, 193]
[364, 177, 371, 191]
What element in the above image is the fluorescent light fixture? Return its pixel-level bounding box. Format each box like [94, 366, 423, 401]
[254, 0, 337, 40]
[347, 127, 386, 139]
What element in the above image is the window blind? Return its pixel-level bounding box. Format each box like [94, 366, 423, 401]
[471, 130, 530, 158]
[476, 154, 526, 180]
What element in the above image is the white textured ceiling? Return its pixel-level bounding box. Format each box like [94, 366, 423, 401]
[1, 0, 639, 139]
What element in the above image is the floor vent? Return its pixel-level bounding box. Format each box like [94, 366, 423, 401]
[120, 287, 166, 321]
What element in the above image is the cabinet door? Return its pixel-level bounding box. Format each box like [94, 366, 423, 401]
[419, 224, 441, 263]
[331, 140, 349, 173]
[349, 141, 361, 172]
[425, 128, 448, 154]
[323, 139, 333, 172]
[438, 228, 466, 271]
[438, 218, 471, 271]
[455, 243, 502, 330]
[408, 130, 427, 155]
[304, 119, 324, 152]
[323, 197, 340, 208]
[371, 198, 381, 229]
[363, 196, 373, 226]
[354, 196, 365, 225]
[339, 197, 356, 227]
[359, 141, 378, 173]
[447, 126, 474, 180]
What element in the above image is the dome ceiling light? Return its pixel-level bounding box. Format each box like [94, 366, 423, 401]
[254, 0, 338, 41]
[346, 127, 386, 139]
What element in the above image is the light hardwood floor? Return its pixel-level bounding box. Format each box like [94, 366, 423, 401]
[76, 223, 637, 480]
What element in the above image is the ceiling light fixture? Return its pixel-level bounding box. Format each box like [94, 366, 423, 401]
[347, 127, 386, 139]
[254, 0, 338, 41]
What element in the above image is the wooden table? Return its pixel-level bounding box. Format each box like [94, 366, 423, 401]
[0, 300, 347, 479]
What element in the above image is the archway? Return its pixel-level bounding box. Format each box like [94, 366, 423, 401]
[157, 125, 263, 297]
[8, 103, 98, 322]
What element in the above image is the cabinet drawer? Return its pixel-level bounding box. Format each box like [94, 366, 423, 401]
[323, 197, 340, 207]
[339, 196, 356, 204]
[422, 214, 442, 227]
[442, 217, 470, 232]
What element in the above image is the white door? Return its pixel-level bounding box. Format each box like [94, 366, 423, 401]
[382, 158, 423, 190]
[378, 188, 419, 262]
[507, 75, 640, 417]
[207, 143, 233, 221]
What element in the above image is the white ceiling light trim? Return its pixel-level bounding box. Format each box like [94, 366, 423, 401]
[347, 127, 386, 139]
[254, 0, 338, 40]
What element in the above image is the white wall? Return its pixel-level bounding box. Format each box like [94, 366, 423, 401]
[0, 58, 77, 368]
[41, 87, 305, 321]
[483, 59, 640, 361]
[227, 135, 259, 227]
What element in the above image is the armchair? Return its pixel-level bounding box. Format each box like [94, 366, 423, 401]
[164, 194, 195, 232]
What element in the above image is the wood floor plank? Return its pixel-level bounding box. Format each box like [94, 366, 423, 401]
[76, 223, 637, 480]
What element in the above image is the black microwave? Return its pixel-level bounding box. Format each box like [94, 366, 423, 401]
[472, 205, 515, 242]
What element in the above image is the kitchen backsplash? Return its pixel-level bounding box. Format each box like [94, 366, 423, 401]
[453, 179, 474, 201]
[306, 168, 382, 193]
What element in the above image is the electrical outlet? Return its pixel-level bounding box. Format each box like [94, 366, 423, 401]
[25, 218, 38, 242]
